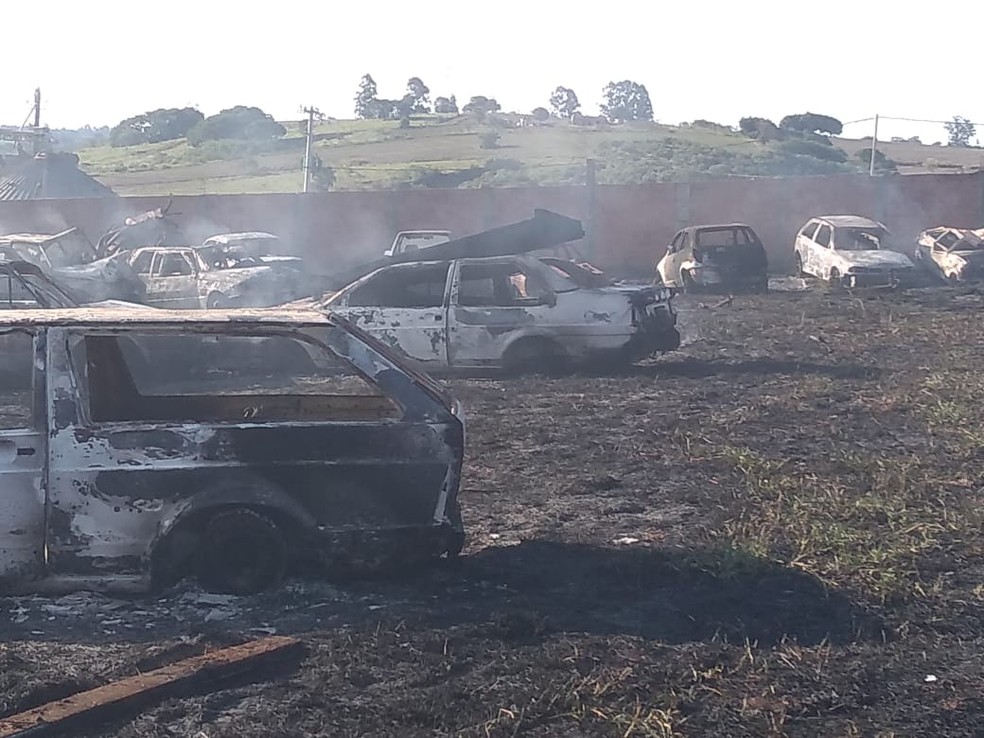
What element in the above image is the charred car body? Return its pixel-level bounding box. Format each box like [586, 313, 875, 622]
[0, 230, 146, 304]
[0, 309, 465, 595]
[794, 215, 916, 288]
[317, 210, 679, 372]
[116, 245, 325, 308]
[913, 226, 984, 282]
[322, 255, 679, 371]
[656, 224, 769, 293]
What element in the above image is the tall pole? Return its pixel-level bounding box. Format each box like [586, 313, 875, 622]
[869, 114, 879, 176]
[33, 88, 41, 128]
[302, 106, 315, 193]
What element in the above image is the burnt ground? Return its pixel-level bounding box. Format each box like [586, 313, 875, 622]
[4, 283, 984, 736]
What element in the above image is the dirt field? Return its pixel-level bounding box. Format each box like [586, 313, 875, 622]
[2, 284, 984, 736]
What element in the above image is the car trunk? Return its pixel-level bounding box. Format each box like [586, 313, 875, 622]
[694, 243, 766, 275]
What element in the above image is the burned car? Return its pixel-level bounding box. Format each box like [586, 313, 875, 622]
[794, 215, 916, 288]
[202, 232, 304, 267]
[0, 230, 146, 304]
[655, 223, 769, 293]
[116, 245, 324, 308]
[913, 226, 984, 282]
[0, 308, 465, 595]
[321, 255, 679, 371]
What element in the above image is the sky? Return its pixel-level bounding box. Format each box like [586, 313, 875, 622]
[3, 0, 982, 145]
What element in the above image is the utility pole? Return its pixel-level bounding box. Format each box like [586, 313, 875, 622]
[869, 114, 879, 176]
[301, 105, 323, 193]
[33, 88, 41, 128]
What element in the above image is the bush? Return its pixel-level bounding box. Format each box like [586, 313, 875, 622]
[478, 130, 501, 149]
[857, 148, 898, 172]
[110, 107, 204, 147]
[186, 106, 286, 146]
[777, 139, 848, 163]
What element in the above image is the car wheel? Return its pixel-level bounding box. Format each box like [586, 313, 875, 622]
[194, 508, 288, 595]
[679, 269, 696, 294]
[828, 268, 843, 289]
[795, 252, 806, 277]
[502, 337, 567, 375]
[206, 292, 229, 309]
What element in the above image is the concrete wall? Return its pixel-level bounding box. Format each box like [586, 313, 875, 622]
[1, 172, 982, 277]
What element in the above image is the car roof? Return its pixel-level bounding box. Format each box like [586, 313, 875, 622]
[0, 307, 334, 328]
[681, 223, 754, 232]
[204, 232, 279, 244]
[814, 215, 886, 229]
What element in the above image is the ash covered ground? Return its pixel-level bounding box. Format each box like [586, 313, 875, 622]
[3, 284, 984, 736]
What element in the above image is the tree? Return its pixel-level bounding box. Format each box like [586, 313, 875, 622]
[185, 106, 286, 146]
[307, 153, 337, 191]
[945, 116, 976, 147]
[549, 86, 580, 119]
[739, 116, 781, 141]
[600, 81, 653, 123]
[406, 77, 431, 114]
[109, 107, 204, 147]
[462, 96, 501, 119]
[434, 96, 458, 114]
[779, 112, 843, 136]
[354, 74, 378, 119]
[532, 107, 550, 122]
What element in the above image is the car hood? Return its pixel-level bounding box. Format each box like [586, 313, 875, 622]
[950, 249, 984, 263]
[834, 250, 914, 269]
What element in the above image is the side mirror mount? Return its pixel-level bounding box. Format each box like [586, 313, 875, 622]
[539, 291, 557, 308]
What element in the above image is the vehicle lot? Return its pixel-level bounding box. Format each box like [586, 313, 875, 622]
[2, 284, 984, 736]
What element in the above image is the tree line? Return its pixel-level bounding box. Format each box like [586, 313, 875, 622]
[353, 75, 655, 124]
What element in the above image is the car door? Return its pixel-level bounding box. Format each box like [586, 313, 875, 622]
[448, 258, 558, 367]
[0, 330, 45, 585]
[145, 251, 200, 308]
[335, 262, 450, 367]
[657, 231, 685, 285]
[810, 224, 835, 277]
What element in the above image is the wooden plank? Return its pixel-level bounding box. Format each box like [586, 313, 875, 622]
[0, 636, 302, 738]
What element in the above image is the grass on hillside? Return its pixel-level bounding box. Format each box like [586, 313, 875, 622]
[79, 115, 984, 196]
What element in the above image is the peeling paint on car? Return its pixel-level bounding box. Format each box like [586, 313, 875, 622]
[0, 308, 465, 594]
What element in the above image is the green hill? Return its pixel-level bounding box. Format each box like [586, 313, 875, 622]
[78, 115, 984, 196]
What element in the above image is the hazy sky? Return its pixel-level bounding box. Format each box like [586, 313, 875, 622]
[3, 0, 982, 144]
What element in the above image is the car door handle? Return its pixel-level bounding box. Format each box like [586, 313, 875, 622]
[434, 314, 443, 322]
[17, 447, 35, 456]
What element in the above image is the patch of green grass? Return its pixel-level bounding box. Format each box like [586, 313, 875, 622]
[685, 440, 973, 605]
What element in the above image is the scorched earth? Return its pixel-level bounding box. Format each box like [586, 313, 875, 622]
[1, 284, 983, 737]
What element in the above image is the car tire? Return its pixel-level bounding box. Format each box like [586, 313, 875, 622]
[502, 337, 567, 375]
[795, 252, 806, 277]
[679, 269, 696, 294]
[828, 268, 843, 289]
[206, 292, 229, 309]
[194, 508, 288, 595]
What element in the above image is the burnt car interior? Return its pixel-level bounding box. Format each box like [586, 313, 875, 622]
[694, 226, 757, 248]
[457, 262, 552, 307]
[346, 263, 450, 308]
[933, 230, 984, 251]
[837, 229, 883, 251]
[76, 333, 400, 424]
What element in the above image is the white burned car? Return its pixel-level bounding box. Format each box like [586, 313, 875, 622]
[794, 215, 916, 288]
[321, 255, 679, 371]
[913, 226, 984, 283]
